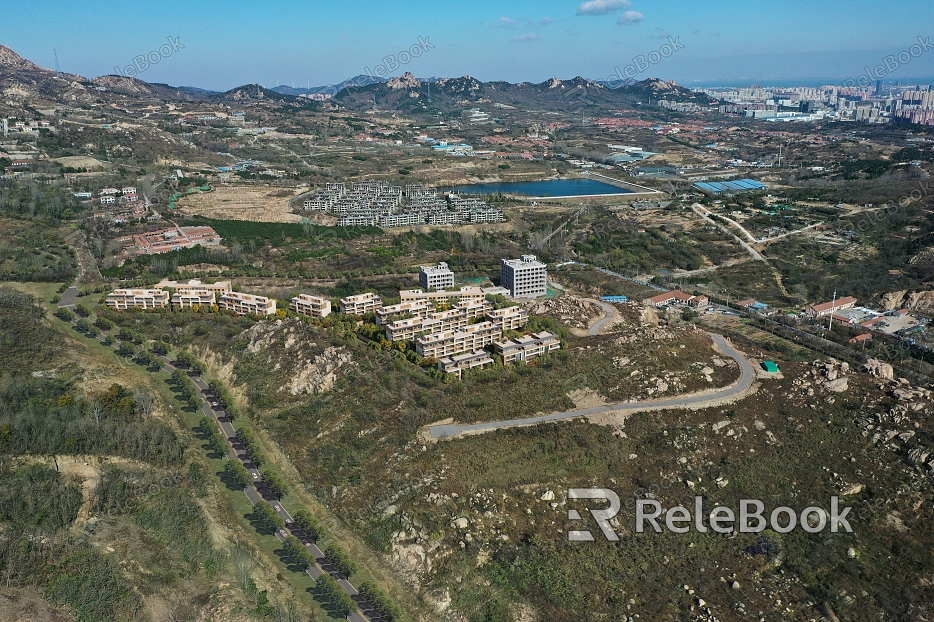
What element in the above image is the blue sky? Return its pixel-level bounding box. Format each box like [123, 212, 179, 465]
[3, 0, 934, 90]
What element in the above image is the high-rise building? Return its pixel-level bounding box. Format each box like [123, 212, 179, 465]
[500, 255, 547, 298]
[419, 262, 455, 291]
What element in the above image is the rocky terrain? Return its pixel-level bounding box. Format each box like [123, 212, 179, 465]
[881, 289, 934, 311]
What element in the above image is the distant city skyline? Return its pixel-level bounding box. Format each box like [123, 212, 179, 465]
[3, 0, 934, 91]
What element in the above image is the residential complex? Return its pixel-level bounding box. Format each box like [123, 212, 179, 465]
[419, 262, 455, 291]
[339, 292, 383, 315]
[501, 255, 547, 298]
[416, 321, 503, 359]
[438, 350, 494, 378]
[157, 279, 232, 295]
[487, 305, 529, 331]
[218, 292, 277, 316]
[376, 301, 432, 326]
[106, 289, 170, 310]
[303, 181, 504, 228]
[172, 290, 216, 308]
[400, 286, 486, 305]
[494, 331, 561, 364]
[289, 294, 332, 318]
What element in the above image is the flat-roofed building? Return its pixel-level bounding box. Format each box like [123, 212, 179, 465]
[339, 292, 383, 315]
[156, 279, 232, 294]
[494, 331, 561, 364]
[219, 292, 276, 316]
[172, 290, 216, 308]
[487, 305, 529, 331]
[455, 300, 492, 320]
[399, 286, 486, 305]
[106, 289, 170, 310]
[501, 255, 547, 298]
[289, 294, 332, 318]
[385, 316, 437, 342]
[438, 350, 494, 378]
[419, 261, 455, 291]
[416, 321, 502, 359]
[375, 301, 431, 326]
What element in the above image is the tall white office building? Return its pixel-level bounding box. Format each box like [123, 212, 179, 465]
[501, 255, 547, 298]
[419, 262, 455, 291]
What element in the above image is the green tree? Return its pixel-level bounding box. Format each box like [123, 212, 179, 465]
[261, 468, 289, 499]
[224, 460, 251, 489]
[324, 543, 358, 578]
[251, 500, 285, 534]
[293, 509, 323, 541]
[314, 574, 356, 617]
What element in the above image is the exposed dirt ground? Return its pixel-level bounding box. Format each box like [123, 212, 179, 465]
[175, 185, 302, 222]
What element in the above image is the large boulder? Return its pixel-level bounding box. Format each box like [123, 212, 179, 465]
[861, 358, 895, 381]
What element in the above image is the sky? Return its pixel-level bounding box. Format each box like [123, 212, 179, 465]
[3, 0, 934, 91]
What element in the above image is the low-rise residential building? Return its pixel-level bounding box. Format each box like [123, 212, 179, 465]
[494, 331, 561, 364]
[219, 292, 276, 316]
[339, 292, 383, 315]
[642, 290, 708, 308]
[419, 261, 455, 291]
[289, 294, 332, 318]
[399, 286, 485, 305]
[172, 290, 216, 308]
[416, 321, 502, 359]
[487, 305, 529, 331]
[156, 279, 232, 295]
[106, 289, 170, 310]
[501, 255, 547, 298]
[385, 316, 437, 342]
[805, 296, 858, 317]
[375, 301, 431, 326]
[438, 350, 494, 377]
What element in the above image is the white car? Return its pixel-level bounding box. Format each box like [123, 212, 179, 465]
[252, 472, 259, 479]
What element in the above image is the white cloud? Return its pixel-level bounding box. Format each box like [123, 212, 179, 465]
[494, 16, 519, 28]
[576, 0, 631, 16]
[540, 17, 554, 25]
[617, 10, 644, 25]
[511, 33, 541, 43]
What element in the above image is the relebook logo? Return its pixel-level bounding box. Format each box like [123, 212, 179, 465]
[567, 488, 853, 542]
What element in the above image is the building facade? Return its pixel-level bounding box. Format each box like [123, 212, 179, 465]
[289, 294, 332, 318]
[172, 290, 216, 308]
[501, 255, 547, 298]
[487, 305, 529, 331]
[339, 292, 383, 315]
[399, 286, 485, 305]
[218, 292, 276, 316]
[419, 262, 455, 291]
[494, 331, 561, 364]
[106, 289, 170, 310]
[416, 322, 503, 359]
[438, 350, 494, 377]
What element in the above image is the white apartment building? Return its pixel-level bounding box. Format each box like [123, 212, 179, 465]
[156, 279, 232, 295]
[419, 262, 455, 291]
[289, 294, 332, 318]
[416, 321, 502, 359]
[494, 331, 561, 364]
[375, 301, 431, 326]
[172, 290, 216, 308]
[438, 350, 494, 378]
[487, 305, 529, 331]
[219, 292, 277, 316]
[339, 292, 383, 315]
[399, 286, 486, 305]
[501, 255, 547, 298]
[106, 289, 170, 310]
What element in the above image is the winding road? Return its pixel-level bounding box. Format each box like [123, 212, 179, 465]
[588, 299, 617, 336]
[428, 332, 756, 440]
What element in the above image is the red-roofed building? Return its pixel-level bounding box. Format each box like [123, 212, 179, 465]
[848, 333, 872, 344]
[643, 290, 708, 308]
[805, 297, 857, 317]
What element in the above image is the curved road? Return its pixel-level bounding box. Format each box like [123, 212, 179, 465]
[428, 332, 756, 439]
[588, 299, 617, 336]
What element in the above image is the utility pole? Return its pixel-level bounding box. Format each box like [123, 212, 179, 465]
[778, 144, 782, 168]
[827, 289, 837, 332]
[53, 48, 61, 75]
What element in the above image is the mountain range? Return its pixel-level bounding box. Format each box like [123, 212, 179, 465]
[0, 44, 713, 113]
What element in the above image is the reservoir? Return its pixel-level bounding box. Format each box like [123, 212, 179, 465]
[450, 177, 632, 197]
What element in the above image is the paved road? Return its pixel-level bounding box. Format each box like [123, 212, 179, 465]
[428, 332, 756, 439]
[588, 299, 617, 336]
[54, 305, 380, 621]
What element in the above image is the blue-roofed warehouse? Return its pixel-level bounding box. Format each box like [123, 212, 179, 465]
[693, 179, 768, 195]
